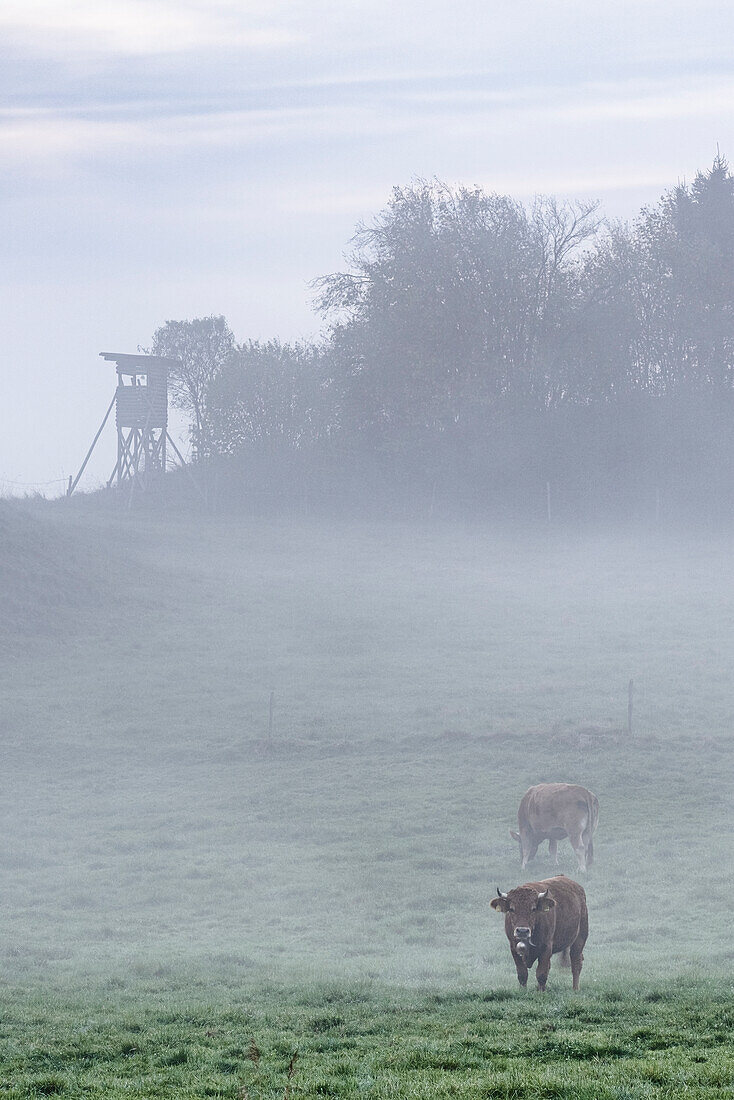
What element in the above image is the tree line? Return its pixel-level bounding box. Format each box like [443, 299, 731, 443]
[151, 156, 734, 522]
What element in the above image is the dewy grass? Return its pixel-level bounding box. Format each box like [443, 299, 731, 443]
[0, 977, 731, 1098]
[0, 507, 733, 1094]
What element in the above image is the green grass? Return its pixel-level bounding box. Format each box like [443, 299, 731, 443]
[0, 501, 733, 1094]
[0, 978, 731, 1097]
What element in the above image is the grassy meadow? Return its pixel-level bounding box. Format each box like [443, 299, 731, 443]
[0, 498, 732, 1096]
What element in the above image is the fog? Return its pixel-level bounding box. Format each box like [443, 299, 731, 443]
[1, 503, 731, 991]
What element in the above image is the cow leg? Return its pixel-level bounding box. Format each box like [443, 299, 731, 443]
[548, 837, 558, 864]
[570, 909, 588, 992]
[511, 949, 529, 988]
[521, 838, 539, 868]
[569, 940, 584, 991]
[535, 950, 552, 992]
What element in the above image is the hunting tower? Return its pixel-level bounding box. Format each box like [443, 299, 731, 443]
[68, 351, 184, 497]
[102, 352, 172, 488]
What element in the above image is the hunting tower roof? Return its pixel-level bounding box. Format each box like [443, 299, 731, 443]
[99, 352, 180, 374]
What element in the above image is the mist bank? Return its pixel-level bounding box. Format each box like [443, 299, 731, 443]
[1, 507, 732, 989]
[167, 387, 734, 526]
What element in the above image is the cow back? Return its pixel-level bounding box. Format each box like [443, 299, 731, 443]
[520, 783, 598, 839]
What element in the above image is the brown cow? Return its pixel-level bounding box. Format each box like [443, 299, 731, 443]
[490, 874, 588, 991]
[510, 783, 599, 872]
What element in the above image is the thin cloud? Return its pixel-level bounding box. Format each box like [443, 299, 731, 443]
[0, 0, 300, 56]
[3, 70, 733, 172]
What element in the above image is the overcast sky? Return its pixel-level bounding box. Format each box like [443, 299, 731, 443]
[2, 0, 732, 492]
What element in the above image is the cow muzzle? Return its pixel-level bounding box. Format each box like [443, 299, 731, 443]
[513, 927, 531, 939]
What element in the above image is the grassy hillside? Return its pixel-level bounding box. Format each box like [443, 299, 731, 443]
[0, 500, 117, 652]
[0, 505, 731, 982]
[0, 503, 732, 1094]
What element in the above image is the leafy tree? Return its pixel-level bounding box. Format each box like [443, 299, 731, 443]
[564, 222, 643, 402]
[149, 316, 236, 456]
[206, 339, 333, 455]
[145, 160, 734, 523]
[626, 155, 734, 392]
[654, 153, 734, 388]
[315, 181, 599, 452]
[570, 155, 734, 403]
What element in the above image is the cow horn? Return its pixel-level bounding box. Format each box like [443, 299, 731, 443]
[496, 887, 508, 899]
[537, 889, 548, 899]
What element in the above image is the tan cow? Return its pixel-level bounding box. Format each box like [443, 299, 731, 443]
[511, 783, 599, 872]
[490, 874, 588, 991]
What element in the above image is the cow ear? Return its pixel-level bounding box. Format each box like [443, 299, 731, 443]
[536, 895, 555, 911]
[509, 829, 520, 841]
[490, 896, 508, 912]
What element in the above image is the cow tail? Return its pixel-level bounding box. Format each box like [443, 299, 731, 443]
[584, 793, 598, 868]
[586, 835, 594, 867]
